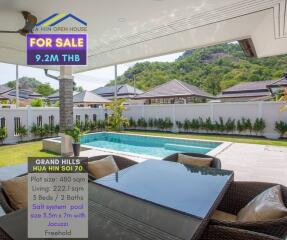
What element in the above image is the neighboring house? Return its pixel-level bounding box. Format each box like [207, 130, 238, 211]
[47, 91, 79, 104]
[73, 91, 111, 108]
[0, 86, 43, 106]
[92, 84, 143, 100]
[134, 79, 214, 104]
[218, 74, 287, 102]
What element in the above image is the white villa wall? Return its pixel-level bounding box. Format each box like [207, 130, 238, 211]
[0, 102, 286, 144]
[125, 102, 287, 139]
[0, 107, 106, 144]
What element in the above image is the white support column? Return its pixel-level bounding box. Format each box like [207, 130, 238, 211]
[27, 106, 33, 140]
[59, 66, 73, 156]
[172, 104, 177, 133]
[114, 65, 117, 99]
[16, 65, 19, 108]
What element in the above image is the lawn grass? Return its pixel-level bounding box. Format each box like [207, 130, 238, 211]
[0, 141, 58, 167]
[124, 130, 287, 147]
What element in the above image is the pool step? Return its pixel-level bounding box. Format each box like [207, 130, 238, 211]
[164, 143, 212, 152]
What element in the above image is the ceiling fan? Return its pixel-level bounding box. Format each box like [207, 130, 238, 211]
[0, 11, 37, 36]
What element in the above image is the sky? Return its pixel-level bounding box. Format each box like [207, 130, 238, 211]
[0, 52, 183, 91]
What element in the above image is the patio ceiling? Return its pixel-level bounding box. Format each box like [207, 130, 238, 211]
[0, 0, 287, 72]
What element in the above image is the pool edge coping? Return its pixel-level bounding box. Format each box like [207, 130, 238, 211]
[45, 131, 231, 159]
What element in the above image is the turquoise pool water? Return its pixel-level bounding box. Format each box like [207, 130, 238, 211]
[81, 133, 222, 158]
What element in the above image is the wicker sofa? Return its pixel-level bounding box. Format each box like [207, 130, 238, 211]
[83, 155, 138, 181]
[163, 152, 221, 169]
[200, 225, 282, 240]
[210, 181, 287, 239]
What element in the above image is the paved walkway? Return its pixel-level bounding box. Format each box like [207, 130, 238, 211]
[214, 143, 287, 186]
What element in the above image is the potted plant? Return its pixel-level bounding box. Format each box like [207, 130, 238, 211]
[65, 127, 87, 156]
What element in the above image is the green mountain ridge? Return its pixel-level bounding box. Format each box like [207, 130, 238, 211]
[110, 43, 287, 95]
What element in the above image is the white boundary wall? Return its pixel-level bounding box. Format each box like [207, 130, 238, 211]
[124, 102, 287, 139]
[0, 102, 286, 144]
[0, 107, 106, 144]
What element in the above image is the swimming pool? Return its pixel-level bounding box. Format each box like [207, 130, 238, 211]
[81, 133, 222, 158]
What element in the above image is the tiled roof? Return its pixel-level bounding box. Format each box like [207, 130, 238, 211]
[0, 85, 12, 94]
[47, 91, 79, 99]
[92, 84, 143, 97]
[135, 80, 214, 99]
[218, 76, 287, 99]
[0, 89, 43, 100]
[222, 78, 287, 94]
[73, 91, 111, 103]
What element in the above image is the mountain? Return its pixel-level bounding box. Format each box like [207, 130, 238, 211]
[4, 77, 56, 96]
[5, 77, 42, 91]
[110, 43, 287, 95]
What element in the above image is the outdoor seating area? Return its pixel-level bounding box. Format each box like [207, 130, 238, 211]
[0, 153, 286, 239]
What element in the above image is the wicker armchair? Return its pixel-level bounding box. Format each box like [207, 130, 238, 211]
[83, 155, 138, 181]
[200, 225, 281, 240]
[163, 152, 221, 169]
[0, 173, 27, 214]
[210, 181, 287, 239]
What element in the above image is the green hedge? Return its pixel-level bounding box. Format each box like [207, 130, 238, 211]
[127, 117, 271, 136]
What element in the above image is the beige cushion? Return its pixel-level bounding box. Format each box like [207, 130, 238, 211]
[237, 185, 287, 222]
[211, 210, 237, 222]
[88, 156, 119, 179]
[178, 154, 213, 167]
[2, 175, 27, 209]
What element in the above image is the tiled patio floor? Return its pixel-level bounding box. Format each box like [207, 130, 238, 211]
[214, 143, 287, 186]
[0, 142, 286, 216]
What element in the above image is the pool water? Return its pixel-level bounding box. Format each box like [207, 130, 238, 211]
[81, 133, 222, 158]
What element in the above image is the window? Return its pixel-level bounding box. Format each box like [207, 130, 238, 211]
[49, 115, 54, 127]
[14, 117, 21, 136]
[76, 115, 80, 123]
[85, 114, 89, 122]
[37, 115, 42, 127]
[93, 114, 97, 122]
[0, 117, 5, 128]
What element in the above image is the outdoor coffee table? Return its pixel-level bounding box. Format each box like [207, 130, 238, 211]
[0, 160, 233, 240]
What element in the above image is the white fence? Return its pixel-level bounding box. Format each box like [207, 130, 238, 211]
[0, 107, 106, 144]
[124, 102, 287, 139]
[0, 101, 286, 144]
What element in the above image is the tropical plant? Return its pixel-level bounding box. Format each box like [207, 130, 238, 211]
[190, 119, 200, 131]
[129, 118, 136, 128]
[148, 118, 154, 128]
[0, 127, 7, 144]
[253, 118, 266, 135]
[236, 119, 244, 133]
[183, 119, 190, 132]
[225, 118, 236, 133]
[275, 121, 287, 137]
[176, 120, 183, 130]
[30, 124, 47, 138]
[279, 88, 287, 112]
[105, 98, 129, 131]
[214, 117, 225, 133]
[17, 125, 28, 141]
[30, 98, 44, 107]
[65, 127, 87, 143]
[242, 118, 253, 134]
[204, 117, 214, 132]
